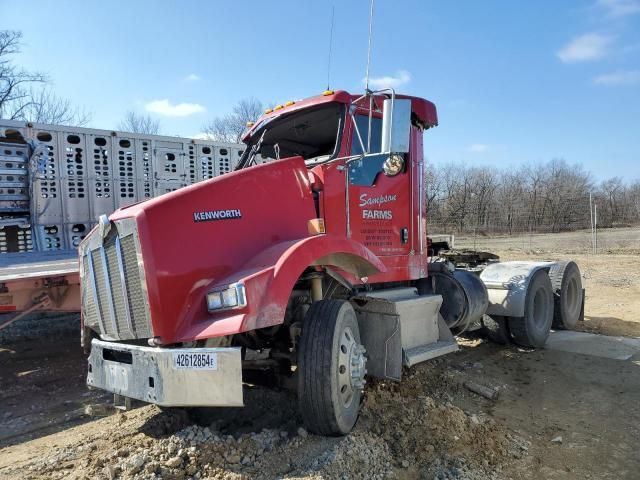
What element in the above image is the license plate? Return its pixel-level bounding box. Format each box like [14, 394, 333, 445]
[105, 364, 129, 390]
[172, 352, 218, 370]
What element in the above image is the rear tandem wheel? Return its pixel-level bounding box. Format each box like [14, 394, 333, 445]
[508, 270, 555, 348]
[548, 261, 583, 330]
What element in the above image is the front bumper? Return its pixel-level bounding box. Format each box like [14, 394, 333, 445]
[87, 339, 243, 407]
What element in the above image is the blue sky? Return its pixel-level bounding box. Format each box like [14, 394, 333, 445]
[1, 0, 639, 180]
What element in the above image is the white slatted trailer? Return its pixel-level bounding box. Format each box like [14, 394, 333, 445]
[0, 120, 243, 317]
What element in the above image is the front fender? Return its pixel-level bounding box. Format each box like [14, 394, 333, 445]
[274, 235, 386, 279]
[177, 235, 385, 341]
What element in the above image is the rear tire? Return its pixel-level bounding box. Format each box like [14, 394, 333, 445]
[297, 299, 366, 436]
[549, 261, 583, 330]
[508, 270, 554, 348]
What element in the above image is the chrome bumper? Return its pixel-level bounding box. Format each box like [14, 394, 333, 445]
[87, 339, 243, 407]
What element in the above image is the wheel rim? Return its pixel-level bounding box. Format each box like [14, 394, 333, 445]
[337, 326, 366, 408]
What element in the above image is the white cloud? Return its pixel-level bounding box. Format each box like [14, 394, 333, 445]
[468, 144, 489, 153]
[144, 99, 206, 117]
[593, 70, 640, 85]
[557, 33, 615, 63]
[185, 73, 201, 82]
[366, 70, 411, 90]
[596, 0, 640, 17]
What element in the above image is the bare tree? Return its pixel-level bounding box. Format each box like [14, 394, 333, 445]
[628, 181, 640, 221]
[0, 30, 47, 119]
[118, 111, 161, 135]
[202, 97, 263, 143]
[597, 177, 626, 227]
[20, 87, 91, 126]
[423, 157, 640, 236]
[495, 170, 526, 235]
[424, 162, 443, 216]
[469, 167, 498, 232]
[1, 30, 91, 126]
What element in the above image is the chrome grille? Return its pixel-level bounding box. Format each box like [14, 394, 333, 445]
[104, 234, 134, 337]
[82, 223, 152, 340]
[81, 255, 100, 330]
[120, 235, 149, 336]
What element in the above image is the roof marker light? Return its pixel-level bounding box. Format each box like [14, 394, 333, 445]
[285, 100, 295, 106]
[264, 108, 273, 114]
[274, 104, 284, 110]
[323, 90, 334, 96]
[246, 121, 255, 127]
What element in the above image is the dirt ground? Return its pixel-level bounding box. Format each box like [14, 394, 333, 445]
[1, 228, 639, 479]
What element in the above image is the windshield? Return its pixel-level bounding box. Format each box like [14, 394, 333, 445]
[237, 103, 344, 169]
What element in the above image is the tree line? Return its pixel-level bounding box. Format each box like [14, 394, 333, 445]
[425, 159, 640, 235]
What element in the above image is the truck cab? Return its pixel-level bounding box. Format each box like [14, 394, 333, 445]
[238, 90, 437, 284]
[80, 89, 583, 435]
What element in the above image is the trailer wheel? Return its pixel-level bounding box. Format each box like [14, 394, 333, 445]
[508, 270, 554, 348]
[481, 315, 511, 345]
[297, 299, 366, 436]
[549, 261, 583, 330]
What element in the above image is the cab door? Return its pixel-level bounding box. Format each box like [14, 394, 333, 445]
[346, 114, 412, 257]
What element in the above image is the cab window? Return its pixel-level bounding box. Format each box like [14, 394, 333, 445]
[348, 115, 387, 186]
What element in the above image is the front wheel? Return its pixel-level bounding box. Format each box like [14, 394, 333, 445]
[297, 299, 367, 436]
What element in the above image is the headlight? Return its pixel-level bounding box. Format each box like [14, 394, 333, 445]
[206, 284, 247, 312]
[383, 154, 404, 176]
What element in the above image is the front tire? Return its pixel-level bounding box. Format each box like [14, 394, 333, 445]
[297, 299, 366, 436]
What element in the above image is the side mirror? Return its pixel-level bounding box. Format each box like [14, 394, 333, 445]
[381, 98, 411, 154]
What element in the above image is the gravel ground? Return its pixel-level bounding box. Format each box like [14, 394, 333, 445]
[454, 226, 640, 255]
[1, 349, 528, 480]
[3, 328, 638, 479]
[0, 313, 79, 344]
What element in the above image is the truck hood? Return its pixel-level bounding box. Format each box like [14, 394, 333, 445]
[111, 156, 317, 342]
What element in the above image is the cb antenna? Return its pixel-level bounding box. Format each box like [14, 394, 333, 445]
[364, 0, 375, 92]
[326, 5, 335, 90]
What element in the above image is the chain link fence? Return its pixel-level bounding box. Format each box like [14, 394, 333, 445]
[427, 195, 640, 255]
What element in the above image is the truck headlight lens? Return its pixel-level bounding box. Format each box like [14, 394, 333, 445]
[206, 284, 247, 312]
[383, 154, 404, 176]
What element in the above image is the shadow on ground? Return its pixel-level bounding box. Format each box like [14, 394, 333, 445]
[580, 316, 640, 337]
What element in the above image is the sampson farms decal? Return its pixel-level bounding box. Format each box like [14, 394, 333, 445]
[359, 193, 396, 220]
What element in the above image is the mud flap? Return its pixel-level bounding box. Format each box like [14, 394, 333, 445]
[354, 305, 402, 381]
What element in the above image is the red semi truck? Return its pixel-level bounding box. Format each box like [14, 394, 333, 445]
[80, 89, 583, 435]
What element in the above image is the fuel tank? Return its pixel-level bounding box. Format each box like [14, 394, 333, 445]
[419, 268, 489, 331]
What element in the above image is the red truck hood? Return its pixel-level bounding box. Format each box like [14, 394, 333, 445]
[110, 156, 317, 342]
